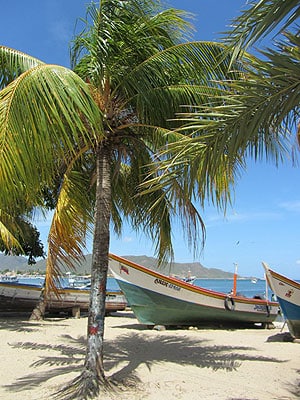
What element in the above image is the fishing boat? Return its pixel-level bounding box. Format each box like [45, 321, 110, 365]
[109, 254, 279, 328]
[0, 280, 127, 314]
[66, 273, 91, 288]
[182, 275, 196, 284]
[0, 281, 41, 312]
[262, 262, 300, 339]
[0, 275, 19, 283]
[172, 275, 196, 285]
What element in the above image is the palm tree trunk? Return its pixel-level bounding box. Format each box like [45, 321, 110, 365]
[83, 142, 111, 385]
[55, 142, 112, 399]
[29, 292, 46, 321]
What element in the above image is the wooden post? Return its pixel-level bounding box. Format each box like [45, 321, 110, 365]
[72, 306, 81, 318]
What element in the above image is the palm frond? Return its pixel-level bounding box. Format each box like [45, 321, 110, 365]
[112, 41, 246, 130]
[152, 31, 299, 203]
[0, 209, 23, 252]
[143, 127, 239, 212]
[111, 136, 205, 264]
[71, 0, 194, 75]
[224, 0, 300, 59]
[0, 64, 102, 204]
[0, 46, 44, 89]
[120, 41, 243, 90]
[45, 167, 94, 295]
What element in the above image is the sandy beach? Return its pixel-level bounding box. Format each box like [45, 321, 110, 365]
[0, 310, 299, 400]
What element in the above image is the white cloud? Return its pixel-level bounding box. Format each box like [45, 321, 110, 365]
[279, 201, 300, 213]
[123, 236, 133, 243]
[206, 210, 281, 226]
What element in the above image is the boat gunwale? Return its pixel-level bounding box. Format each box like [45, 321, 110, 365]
[0, 282, 125, 298]
[109, 254, 278, 307]
[0, 282, 42, 290]
[267, 269, 300, 291]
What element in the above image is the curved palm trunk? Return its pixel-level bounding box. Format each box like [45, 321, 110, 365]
[84, 142, 111, 386]
[29, 291, 46, 321]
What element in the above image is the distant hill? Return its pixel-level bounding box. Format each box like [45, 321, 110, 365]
[121, 255, 235, 279]
[0, 254, 30, 273]
[0, 253, 236, 279]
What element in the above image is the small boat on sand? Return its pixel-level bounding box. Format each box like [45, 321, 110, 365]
[262, 262, 300, 339]
[0, 280, 127, 315]
[109, 254, 279, 328]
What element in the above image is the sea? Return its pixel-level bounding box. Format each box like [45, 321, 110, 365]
[16, 276, 273, 300]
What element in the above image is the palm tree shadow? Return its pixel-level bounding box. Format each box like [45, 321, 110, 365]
[3, 335, 86, 393]
[3, 329, 288, 396]
[0, 315, 41, 333]
[0, 314, 71, 333]
[287, 369, 300, 398]
[106, 332, 284, 383]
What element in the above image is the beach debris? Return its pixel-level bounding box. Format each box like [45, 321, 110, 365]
[153, 325, 166, 331]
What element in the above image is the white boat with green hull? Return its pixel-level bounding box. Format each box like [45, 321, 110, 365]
[109, 254, 279, 328]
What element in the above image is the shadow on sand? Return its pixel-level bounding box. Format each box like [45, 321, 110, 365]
[2, 314, 291, 397]
[0, 312, 71, 333]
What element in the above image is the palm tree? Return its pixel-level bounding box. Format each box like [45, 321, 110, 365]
[0, 0, 244, 398]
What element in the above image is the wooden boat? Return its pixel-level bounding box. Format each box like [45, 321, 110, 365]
[0, 281, 41, 312]
[262, 262, 300, 339]
[0, 280, 127, 314]
[109, 254, 279, 328]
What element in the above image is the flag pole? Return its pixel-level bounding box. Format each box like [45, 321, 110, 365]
[233, 263, 238, 296]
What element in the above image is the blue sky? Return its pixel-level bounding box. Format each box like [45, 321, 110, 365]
[1, 1, 299, 279]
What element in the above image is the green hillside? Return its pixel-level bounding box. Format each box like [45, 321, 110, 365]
[0, 253, 235, 279]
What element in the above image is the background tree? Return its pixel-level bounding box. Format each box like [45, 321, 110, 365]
[0, 215, 45, 264]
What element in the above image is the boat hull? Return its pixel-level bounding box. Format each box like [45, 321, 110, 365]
[263, 262, 300, 338]
[0, 282, 41, 312]
[109, 254, 279, 327]
[0, 282, 127, 314]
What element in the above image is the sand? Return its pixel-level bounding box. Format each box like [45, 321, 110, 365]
[0, 310, 299, 400]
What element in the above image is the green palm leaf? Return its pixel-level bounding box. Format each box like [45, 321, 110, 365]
[0, 46, 44, 88]
[45, 166, 94, 295]
[0, 209, 23, 251]
[225, 0, 300, 56]
[0, 62, 102, 203]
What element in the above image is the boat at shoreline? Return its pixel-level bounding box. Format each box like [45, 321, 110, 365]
[262, 262, 300, 339]
[109, 254, 279, 328]
[0, 280, 127, 315]
[0, 275, 19, 283]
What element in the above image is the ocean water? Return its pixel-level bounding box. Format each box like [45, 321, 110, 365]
[17, 276, 271, 299]
[194, 278, 270, 299]
[17, 276, 121, 292]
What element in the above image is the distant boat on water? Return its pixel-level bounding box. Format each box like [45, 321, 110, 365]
[109, 254, 279, 328]
[182, 275, 196, 284]
[172, 273, 196, 285]
[0, 275, 19, 283]
[262, 262, 300, 339]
